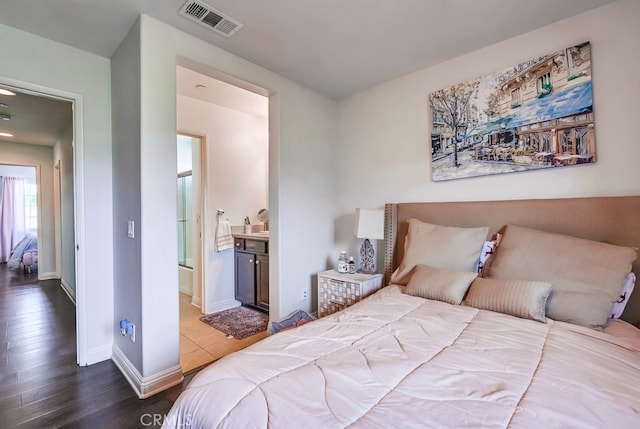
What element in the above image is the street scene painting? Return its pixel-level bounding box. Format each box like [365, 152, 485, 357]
[430, 41, 595, 181]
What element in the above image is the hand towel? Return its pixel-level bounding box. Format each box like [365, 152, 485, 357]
[215, 220, 233, 252]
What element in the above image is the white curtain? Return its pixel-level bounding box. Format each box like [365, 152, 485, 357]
[0, 177, 26, 263]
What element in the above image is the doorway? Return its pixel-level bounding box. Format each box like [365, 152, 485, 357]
[0, 80, 79, 361]
[175, 65, 270, 373]
[0, 164, 37, 271]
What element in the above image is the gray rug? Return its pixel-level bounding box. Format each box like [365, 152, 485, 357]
[200, 306, 268, 340]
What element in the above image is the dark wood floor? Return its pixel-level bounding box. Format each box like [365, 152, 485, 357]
[0, 264, 189, 428]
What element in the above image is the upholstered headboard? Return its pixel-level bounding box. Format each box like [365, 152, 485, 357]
[383, 196, 640, 326]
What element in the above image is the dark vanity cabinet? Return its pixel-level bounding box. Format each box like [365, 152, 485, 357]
[234, 237, 269, 311]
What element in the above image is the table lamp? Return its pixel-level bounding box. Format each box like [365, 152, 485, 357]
[354, 208, 384, 274]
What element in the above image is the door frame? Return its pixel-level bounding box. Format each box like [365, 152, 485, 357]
[0, 76, 86, 364]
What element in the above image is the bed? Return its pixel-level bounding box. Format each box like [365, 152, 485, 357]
[6, 234, 38, 273]
[163, 196, 640, 428]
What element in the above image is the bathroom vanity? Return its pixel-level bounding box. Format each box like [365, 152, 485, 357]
[233, 233, 269, 311]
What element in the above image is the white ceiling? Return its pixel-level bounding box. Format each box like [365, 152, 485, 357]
[0, 87, 72, 146]
[0, 0, 616, 99]
[0, 0, 617, 146]
[177, 66, 268, 118]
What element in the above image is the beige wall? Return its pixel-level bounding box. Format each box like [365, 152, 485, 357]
[335, 0, 640, 258]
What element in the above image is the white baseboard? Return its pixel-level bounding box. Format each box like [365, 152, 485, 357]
[59, 279, 76, 305]
[191, 295, 201, 308]
[39, 272, 58, 280]
[178, 284, 193, 296]
[85, 344, 112, 365]
[204, 299, 240, 315]
[112, 345, 183, 399]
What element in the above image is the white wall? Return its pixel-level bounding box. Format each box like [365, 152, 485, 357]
[191, 137, 202, 307]
[177, 94, 268, 314]
[336, 0, 640, 256]
[0, 24, 114, 365]
[130, 15, 336, 378]
[53, 124, 75, 295]
[0, 165, 36, 181]
[111, 19, 143, 372]
[0, 143, 55, 275]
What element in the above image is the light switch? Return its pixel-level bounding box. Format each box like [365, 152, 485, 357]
[128, 221, 135, 238]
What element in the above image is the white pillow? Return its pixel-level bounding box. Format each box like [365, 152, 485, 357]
[611, 272, 636, 319]
[476, 240, 497, 274]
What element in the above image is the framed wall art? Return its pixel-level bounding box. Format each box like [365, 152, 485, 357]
[429, 41, 594, 182]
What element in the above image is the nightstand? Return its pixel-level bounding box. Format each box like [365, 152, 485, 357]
[317, 270, 383, 317]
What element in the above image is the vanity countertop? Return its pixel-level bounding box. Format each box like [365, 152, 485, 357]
[232, 231, 269, 241]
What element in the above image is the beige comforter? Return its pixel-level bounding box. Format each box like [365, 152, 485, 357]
[164, 286, 640, 428]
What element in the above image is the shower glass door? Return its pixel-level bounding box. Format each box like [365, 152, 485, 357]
[177, 172, 193, 268]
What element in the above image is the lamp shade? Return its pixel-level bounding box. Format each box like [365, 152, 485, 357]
[355, 208, 384, 240]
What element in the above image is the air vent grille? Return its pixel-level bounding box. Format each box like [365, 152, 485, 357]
[179, 0, 243, 38]
[201, 11, 223, 28]
[184, 2, 208, 19]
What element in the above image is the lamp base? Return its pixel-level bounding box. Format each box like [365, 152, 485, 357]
[359, 238, 376, 274]
[357, 268, 377, 275]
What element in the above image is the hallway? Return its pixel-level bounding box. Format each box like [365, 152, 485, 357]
[0, 264, 184, 428]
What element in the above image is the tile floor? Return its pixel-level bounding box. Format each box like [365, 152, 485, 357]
[179, 293, 268, 373]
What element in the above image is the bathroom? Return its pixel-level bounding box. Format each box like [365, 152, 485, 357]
[176, 65, 269, 324]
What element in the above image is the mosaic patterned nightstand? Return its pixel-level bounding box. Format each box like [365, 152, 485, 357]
[317, 270, 383, 318]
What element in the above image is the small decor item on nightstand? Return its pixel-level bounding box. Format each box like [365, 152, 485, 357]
[337, 251, 348, 273]
[355, 208, 384, 274]
[348, 256, 356, 274]
[244, 216, 251, 234]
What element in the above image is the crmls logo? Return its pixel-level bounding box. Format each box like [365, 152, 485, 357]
[140, 413, 193, 427]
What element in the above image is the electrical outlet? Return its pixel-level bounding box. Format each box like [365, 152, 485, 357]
[302, 289, 309, 300]
[128, 322, 136, 342]
[127, 221, 135, 238]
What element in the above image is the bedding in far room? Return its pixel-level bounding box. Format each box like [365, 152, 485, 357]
[6, 234, 37, 270]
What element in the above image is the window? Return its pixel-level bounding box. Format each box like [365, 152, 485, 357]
[561, 129, 573, 154]
[541, 131, 551, 152]
[511, 88, 521, 108]
[537, 72, 552, 96]
[575, 127, 588, 155]
[24, 183, 37, 234]
[530, 134, 540, 152]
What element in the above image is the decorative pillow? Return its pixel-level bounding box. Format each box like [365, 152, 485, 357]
[476, 239, 497, 275]
[390, 219, 489, 285]
[611, 272, 636, 319]
[463, 277, 552, 323]
[486, 225, 638, 328]
[405, 264, 478, 305]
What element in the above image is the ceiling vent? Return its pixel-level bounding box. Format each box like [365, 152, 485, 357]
[179, 0, 243, 38]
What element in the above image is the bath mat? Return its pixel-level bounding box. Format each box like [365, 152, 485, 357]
[200, 306, 268, 340]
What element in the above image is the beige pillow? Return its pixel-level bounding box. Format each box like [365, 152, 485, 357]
[486, 225, 638, 328]
[405, 265, 478, 305]
[390, 219, 489, 285]
[463, 278, 552, 323]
